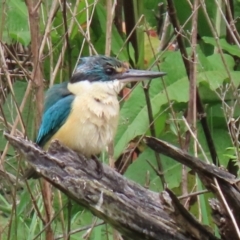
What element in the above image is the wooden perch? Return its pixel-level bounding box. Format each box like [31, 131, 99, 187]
[144, 136, 240, 240]
[4, 133, 221, 240]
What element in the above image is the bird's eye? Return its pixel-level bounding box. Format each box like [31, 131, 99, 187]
[105, 68, 115, 75]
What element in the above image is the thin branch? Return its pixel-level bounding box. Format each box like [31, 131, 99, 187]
[105, 0, 115, 56]
[143, 84, 166, 187]
[213, 178, 240, 238]
[25, 0, 44, 128]
[62, 0, 72, 78]
[25, 0, 52, 239]
[215, 0, 240, 46]
[38, 0, 59, 62]
[0, 45, 32, 168]
[182, 0, 200, 209]
[55, 221, 105, 240]
[167, 0, 219, 166]
[178, 189, 209, 200]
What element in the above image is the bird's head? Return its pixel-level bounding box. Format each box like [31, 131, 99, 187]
[68, 55, 166, 94]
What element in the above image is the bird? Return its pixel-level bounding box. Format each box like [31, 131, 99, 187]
[24, 55, 165, 178]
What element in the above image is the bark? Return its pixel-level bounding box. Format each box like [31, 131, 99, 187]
[5, 133, 240, 240]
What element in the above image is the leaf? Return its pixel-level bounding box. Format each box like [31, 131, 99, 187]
[143, 0, 161, 27]
[160, 51, 186, 84]
[144, 30, 160, 66]
[115, 66, 240, 158]
[0, 81, 34, 155]
[115, 76, 189, 158]
[207, 54, 235, 71]
[198, 70, 240, 90]
[202, 37, 240, 58]
[197, 128, 232, 166]
[70, 0, 95, 39]
[128, 42, 136, 65]
[125, 146, 181, 191]
[93, 3, 129, 60]
[1, 0, 30, 45]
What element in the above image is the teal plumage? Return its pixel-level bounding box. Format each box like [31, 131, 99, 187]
[44, 81, 70, 112]
[71, 56, 126, 83]
[36, 94, 74, 147]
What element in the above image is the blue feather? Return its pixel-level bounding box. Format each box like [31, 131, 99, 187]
[36, 94, 74, 147]
[44, 81, 70, 112]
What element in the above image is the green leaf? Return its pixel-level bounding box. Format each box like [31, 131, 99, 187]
[197, 127, 232, 166]
[1, 0, 30, 45]
[202, 37, 240, 58]
[198, 70, 240, 90]
[0, 81, 34, 155]
[128, 42, 136, 65]
[207, 54, 235, 70]
[197, 179, 210, 225]
[70, 0, 94, 40]
[115, 77, 189, 158]
[125, 146, 181, 191]
[93, 3, 129, 60]
[115, 65, 240, 158]
[143, 0, 161, 27]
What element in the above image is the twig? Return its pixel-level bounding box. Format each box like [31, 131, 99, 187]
[178, 189, 209, 200]
[116, 15, 144, 58]
[143, 84, 166, 187]
[75, 1, 98, 65]
[67, 198, 72, 240]
[38, 0, 59, 65]
[105, 0, 115, 56]
[159, 12, 170, 51]
[32, 202, 68, 240]
[215, 0, 240, 47]
[118, 104, 173, 174]
[55, 221, 105, 240]
[25, 0, 44, 128]
[146, 159, 164, 179]
[62, 0, 72, 78]
[182, 116, 210, 164]
[0, 45, 32, 167]
[51, 0, 85, 85]
[25, 0, 52, 238]
[167, 0, 219, 166]
[82, 217, 98, 239]
[105, 0, 117, 169]
[182, 0, 200, 209]
[57, 190, 67, 240]
[213, 178, 240, 238]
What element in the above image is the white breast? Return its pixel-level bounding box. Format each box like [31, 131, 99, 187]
[49, 81, 121, 157]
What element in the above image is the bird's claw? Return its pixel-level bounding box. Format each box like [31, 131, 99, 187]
[91, 155, 103, 180]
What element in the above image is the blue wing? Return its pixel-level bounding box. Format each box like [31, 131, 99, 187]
[44, 81, 70, 112]
[36, 94, 74, 147]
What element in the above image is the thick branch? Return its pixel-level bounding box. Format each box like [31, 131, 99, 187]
[4, 133, 218, 240]
[144, 136, 234, 183]
[145, 136, 240, 239]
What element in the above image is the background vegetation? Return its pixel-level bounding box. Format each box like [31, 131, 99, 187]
[0, 0, 240, 239]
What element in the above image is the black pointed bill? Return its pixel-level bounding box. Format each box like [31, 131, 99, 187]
[118, 69, 166, 83]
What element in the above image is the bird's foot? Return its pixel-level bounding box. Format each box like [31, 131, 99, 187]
[91, 155, 103, 180]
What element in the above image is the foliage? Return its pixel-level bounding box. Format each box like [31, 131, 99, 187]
[1, 0, 240, 239]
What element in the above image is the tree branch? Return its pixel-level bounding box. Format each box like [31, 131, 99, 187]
[4, 133, 220, 240]
[144, 136, 240, 239]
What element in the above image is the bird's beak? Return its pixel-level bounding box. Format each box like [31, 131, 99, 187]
[118, 69, 166, 83]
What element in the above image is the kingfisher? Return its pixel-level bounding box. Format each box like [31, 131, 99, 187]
[25, 56, 165, 178]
